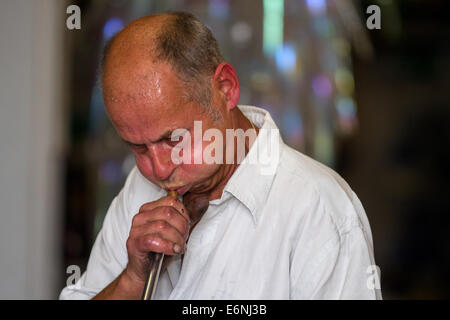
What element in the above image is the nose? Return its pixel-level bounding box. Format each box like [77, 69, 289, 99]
[148, 144, 177, 181]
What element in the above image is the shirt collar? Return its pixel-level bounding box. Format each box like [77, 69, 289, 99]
[213, 105, 283, 225]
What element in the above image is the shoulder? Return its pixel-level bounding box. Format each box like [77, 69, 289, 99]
[271, 144, 369, 236]
[270, 146, 377, 291]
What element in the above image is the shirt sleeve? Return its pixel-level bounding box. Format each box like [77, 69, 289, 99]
[289, 192, 382, 300]
[59, 174, 133, 300]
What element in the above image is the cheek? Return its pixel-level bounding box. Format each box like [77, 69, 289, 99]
[178, 162, 220, 182]
[183, 133, 225, 163]
[175, 132, 223, 178]
[134, 154, 154, 180]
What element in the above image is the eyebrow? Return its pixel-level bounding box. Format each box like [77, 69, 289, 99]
[153, 129, 174, 143]
[122, 128, 187, 146]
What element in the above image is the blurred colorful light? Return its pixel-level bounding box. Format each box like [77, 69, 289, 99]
[332, 38, 351, 57]
[282, 108, 304, 143]
[103, 17, 124, 40]
[275, 44, 297, 74]
[335, 96, 356, 119]
[209, 0, 230, 19]
[313, 16, 334, 38]
[334, 68, 355, 95]
[231, 22, 252, 44]
[263, 0, 284, 56]
[306, 0, 327, 15]
[335, 96, 358, 134]
[312, 75, 332, 98]
[314, 125, 334, 166]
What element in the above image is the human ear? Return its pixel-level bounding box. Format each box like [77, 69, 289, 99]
[212, 62, 240, 110]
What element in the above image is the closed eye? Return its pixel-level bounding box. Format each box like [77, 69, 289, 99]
[163, 138, 180, 147]
[166, 128, 190, 147]
[128, 143, 147, 153]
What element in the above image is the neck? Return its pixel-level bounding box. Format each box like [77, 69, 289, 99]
[208, 163, 238, 201]
[207, 107, 258, 201]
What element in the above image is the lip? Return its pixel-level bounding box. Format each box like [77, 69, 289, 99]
[176, 184, 189, 195]
[167, 184, 189, 195]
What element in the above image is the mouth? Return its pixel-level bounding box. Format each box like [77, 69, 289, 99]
[167, 183, 190, 195]
[176, 185, 189, 195]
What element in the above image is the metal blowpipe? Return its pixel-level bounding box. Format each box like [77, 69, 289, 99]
[141, 190, 179, 300]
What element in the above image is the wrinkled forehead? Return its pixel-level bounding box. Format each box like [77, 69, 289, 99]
[103, 57, 188, 109]
[103, 61, 186, 127]
[104, 49, 179, 95]
[102, 67, 210, 146]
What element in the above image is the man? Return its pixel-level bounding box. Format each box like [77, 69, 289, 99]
[60, 12, 381, 299]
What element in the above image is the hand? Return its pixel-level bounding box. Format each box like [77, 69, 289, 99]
[124, 195, 191, 286]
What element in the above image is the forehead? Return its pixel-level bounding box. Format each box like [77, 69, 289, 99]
[103, 55, 184, 104]
[102, 59, 201, 142]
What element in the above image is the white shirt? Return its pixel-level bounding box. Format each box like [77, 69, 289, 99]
[60, 105, 382, 300]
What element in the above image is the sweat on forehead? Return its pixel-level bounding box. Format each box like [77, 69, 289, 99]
[102, 63, 187, 111]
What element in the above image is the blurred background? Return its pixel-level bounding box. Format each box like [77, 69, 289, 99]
[0, 0, 449, 299]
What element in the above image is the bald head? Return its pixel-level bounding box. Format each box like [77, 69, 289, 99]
[101, 12, 225, 111]
[102, 14, 169, 73]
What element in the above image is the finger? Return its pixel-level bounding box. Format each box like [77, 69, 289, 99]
[131, 219, 187, 248]
[132, 206, 189, 236]
[139, 196, 190, 222]
[137, 231, 185, 255]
